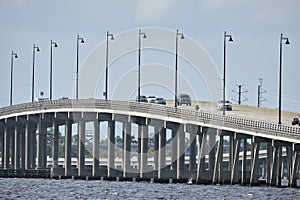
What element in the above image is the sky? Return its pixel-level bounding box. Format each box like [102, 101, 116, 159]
[0, 0, 300, 112]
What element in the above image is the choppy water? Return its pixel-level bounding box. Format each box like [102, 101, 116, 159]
[0, 178, 299, 199]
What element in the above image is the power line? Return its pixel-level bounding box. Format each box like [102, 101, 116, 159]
[232, 84, 248, 104]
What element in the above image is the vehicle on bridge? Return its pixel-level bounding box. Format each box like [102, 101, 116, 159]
[292, 116, 300, 125]
[136, 95, 148, 102]
[147, 96, 156, 103]
[217, 100, 232, 111]
[178, 93, 191, 106]
[155, 97, 166, 105]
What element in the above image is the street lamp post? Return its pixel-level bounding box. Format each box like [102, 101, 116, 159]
[50, 40, 58, 100]
[10, 51, 18, 106]
[137, 29, 147, 102]
[278, 33, 290, 125]
[76, 35, 84, 99]
[32, 44, 40, 102]
[104, 31, 114, 100]
[174, 29, 184, 107]
[223, 31, 233, 115]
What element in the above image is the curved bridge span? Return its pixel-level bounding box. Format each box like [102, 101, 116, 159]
[0, 99, 299, 186]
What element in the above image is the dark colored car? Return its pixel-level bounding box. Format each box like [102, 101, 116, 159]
[136, 95, 147, 102]
[178, 94, 191, 106]
[292, 117, 300, 125]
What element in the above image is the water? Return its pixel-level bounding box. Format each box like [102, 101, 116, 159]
[0, 178, 299, 199]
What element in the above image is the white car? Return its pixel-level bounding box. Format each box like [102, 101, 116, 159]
[217, 100, 232, 111]
[147, 96, 156, 103]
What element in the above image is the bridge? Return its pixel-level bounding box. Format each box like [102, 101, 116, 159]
[0, 99, 299, 187]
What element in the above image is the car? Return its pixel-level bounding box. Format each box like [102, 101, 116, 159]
[136, 95, 147, 102]
[178, 93, 191, 106]
[147, 96, 156, 103]
[217, 100, 232, 111]
[155, 97, 166, 105]
[292, 117, 300, 125]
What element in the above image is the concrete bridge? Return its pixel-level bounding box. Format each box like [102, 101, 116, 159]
[0, 99, 299, 187]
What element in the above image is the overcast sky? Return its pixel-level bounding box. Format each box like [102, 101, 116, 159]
[0, 0, 299, 112]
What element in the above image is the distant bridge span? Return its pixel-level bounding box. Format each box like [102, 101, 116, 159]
[0, 99, 300, 187]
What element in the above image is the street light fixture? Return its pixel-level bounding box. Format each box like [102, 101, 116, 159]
[104, 31, 114, 100]
[174, 29, 184, 107]
[10, 51, 18, 106]
[50, 40, 58, 100]
[223, 31, 233, 115]
[76, 35, 84, 99]
[32, 44, 40, 102]
[137, 29, 147, 102]
[278, 33, 290, 125]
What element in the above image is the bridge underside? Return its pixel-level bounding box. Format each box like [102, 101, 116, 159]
[1, 111, 299, 187]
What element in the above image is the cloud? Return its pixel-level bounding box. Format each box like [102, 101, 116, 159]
[136, 0, 173, 22]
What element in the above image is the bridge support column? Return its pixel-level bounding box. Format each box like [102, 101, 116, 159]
[52, 120, 59, 168]
[171, 130, 178, 171]
[177, 125, 185, 179]
[37, 119, 46, 169]
[229, 134, 234, 172]
[14, 124, 20, 170]
[4, 126, 11, 169]
[25, 122, 33, 169]
[276, 146, 283, 187]
[208, 132, 216, 173]
[270, 142, 278, 186]
[196, 131, 206, 184]
[78, 120, 86, 177]
[266, 141, 272, 185]
[213, 131, 223, 184]
[64, 120, 72, 176]
[140, 125, 148, 178]
[290, 144, 300, 187]
[123, 122, 131, 177]
[231, 133, 241, 184]
[250, 137, 260, 186]
[158, 127, 166, 179]
[92, 119, 100, 177]
[154, 126, 159, 171]
[10, 126, 15, 169]
[107, 120, 115, 177]
[241, 138, 247, 185]
[20, 128, 25, 170]
[189, 130, 197, 172]
[0, 129, 4, 169]
[286, 145, 292, 187]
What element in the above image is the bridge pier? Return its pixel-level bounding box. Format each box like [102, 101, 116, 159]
[107, 120, 115, 177]
[14, 124, 20, 170]
[0, 126, 3, 169]
[64, 120, 72, 177]
[196, 128, 206, 183]
[4, 126, 11, 169]
[213, 130, 223, 184]
[230, 133, 242, 184]
[158, 126, 166, 179]
[52, 120, 59, 168]
[77, 119, 86, 177]
[122, 121, 131, 177]
[92, 119, 100, 177]
[290, 144, 300, 187]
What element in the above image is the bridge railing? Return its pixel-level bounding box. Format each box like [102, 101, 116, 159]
[0, 99, 300, 136]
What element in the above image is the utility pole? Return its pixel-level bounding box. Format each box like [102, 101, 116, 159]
[232, 84, 248, 105]
[257, 78, 267, 107]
